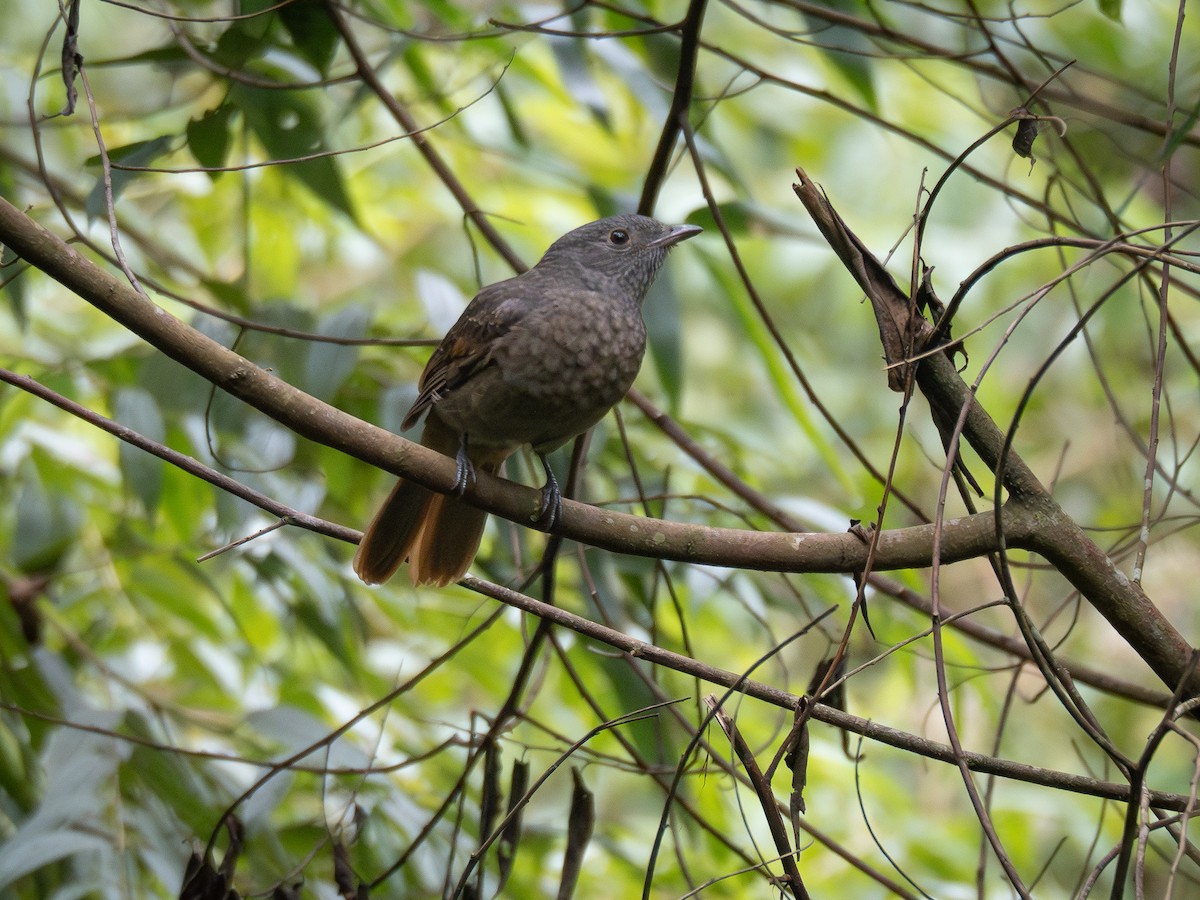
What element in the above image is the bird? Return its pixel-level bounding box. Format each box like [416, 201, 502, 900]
[353, 214, 702, 586]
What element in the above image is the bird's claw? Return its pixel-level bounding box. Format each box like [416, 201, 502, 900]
[452, 438, 476, 496]
[534, 459, 561, 531]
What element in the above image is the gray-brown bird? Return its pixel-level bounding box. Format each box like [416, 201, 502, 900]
[354, 214, 701, 586]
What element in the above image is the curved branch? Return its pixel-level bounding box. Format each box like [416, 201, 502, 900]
[0, 193, 1016, 569]
[4, 189, 1195, 694]
[791, 168, 1199, 698]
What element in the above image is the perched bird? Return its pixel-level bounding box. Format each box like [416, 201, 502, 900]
[354, 214, 702, 586]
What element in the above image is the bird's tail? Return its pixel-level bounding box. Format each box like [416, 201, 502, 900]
[353, 417, 505, 587]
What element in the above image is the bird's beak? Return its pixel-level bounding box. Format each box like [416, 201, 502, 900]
[651, 223, 703, 248]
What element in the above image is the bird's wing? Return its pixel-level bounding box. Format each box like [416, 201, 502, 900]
[400, 281, 529, 431]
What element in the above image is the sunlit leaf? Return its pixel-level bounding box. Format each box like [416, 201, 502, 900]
[551, 32, 611, 131]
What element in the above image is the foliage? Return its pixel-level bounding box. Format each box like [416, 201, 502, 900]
[1, 0, 1199, 897]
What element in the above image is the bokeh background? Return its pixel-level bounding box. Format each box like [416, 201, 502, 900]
[1, 0, 1198, 896]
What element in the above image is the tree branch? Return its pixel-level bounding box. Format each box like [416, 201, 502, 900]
[791, 168, 1199, 698]
[0, 194, 1008, 573]
[467, 575, 1195, 813]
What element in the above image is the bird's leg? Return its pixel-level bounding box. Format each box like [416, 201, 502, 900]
[452, 433, 476, 496]
[534, 453, 561, 531]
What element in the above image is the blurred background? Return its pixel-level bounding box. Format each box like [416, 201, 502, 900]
[1, 0, 1198, 896]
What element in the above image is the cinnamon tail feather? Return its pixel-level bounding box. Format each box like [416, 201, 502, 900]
[353, 476, 436, 584]
[354, 417, 507, 586]
[407, 459, 500, 586]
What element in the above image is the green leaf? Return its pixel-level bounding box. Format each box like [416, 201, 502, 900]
[1098, 0, 1123, 20]
[211, 0, 278, 69]
[0, 717, 125, 890]
[199, 277, 252, 315]
[232, 84, 357, 221]
[186, 103, 235, 174]
[696, 249, 858, 497]
[279, 0, 339, 74]
[115, 387, 166, 515]
[87, 43, 192, 71]
[824, 51, 877, 111]
[304, 306, 370, 402]
[84, 136, 175, 221]
[643, 268, 684, 412]
[796, 0, 877, 110]
[125, 713, 219, 834]
[12, 472, 81, 574]
[1158, 99, 1200, 161]
[494, 81, 530, 148]
[403, 43, 441, 108]
[240, 303, 317, 388]
[0, 704, 37, 810]
[683, 200, 807, 238]
[551, 32, 611, 131]
[684, 201, 752, 235]
[636, 31, 683, 87]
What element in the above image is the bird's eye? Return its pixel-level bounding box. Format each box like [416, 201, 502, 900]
[609, 229, 630, 245]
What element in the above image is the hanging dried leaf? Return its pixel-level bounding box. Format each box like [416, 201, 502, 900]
[1012, 110, 1040, 161]
[59, 0, 83, 116]
[557, 768, 595, 900]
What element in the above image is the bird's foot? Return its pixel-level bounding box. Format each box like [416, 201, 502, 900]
[534, 456, 561, 531]
[452, 436, 477, 496]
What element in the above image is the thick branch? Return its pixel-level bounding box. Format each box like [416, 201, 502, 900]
[791, 169, 1198, 697]
[1, 194, 1001, 575]
[6, 188, 1194, 693]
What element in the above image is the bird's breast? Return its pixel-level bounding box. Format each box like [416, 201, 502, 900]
[499, 301, 646, 405]
[430, 298, 647, 452]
